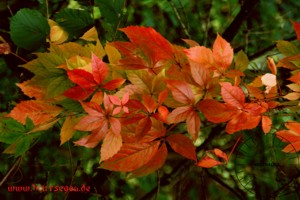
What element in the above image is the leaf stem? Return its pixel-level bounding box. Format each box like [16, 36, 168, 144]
[227, 135, 242, 161]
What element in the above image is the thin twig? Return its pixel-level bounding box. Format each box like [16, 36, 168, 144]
[205, 169, 246, 200]
[0, 156, 22, 187]
[168, 0, 191, 39]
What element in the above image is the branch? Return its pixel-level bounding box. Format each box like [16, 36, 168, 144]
[0, 156, 22, 187]
[248, 35, 297, 60]
[205, 169, 246, 200]
[222, 0, 260, 42]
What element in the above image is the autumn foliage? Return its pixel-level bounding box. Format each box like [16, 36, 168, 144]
[2, 20, 300, 177]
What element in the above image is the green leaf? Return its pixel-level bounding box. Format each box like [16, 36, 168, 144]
[3, 118, 25, 132]
[54, 8, 94, 38]
[57, 98, 83, 113]
[277, 40, 300, 56]
[25, 117, 34, 131]
[235, 50, 249, 72]
[95, 0, 125, 24]
[14, 136, 32, 157]
[10, 8, 50, 50]
[45, 74, 73, 98]
[0, 132, 24, 144]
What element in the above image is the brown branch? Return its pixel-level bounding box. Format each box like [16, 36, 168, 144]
[248, 35, 297, 60]
[222, 0, 260, 42]
[0, 156, 22, 187]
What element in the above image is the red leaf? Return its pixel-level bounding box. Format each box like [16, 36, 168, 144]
[64, 86, 94, 100]
[165, 79, 195, 104]
[74, 124, 108, 148]
[167, 134, 197, 161]
[213, 33, 233, 69]
[67, 69, 96, 88]
[221, 82, 245, 109]
[197, 99, 235, 123]
[100, 130, 122, 161]
[103, 78, 126, 90]
[167, 106, 193, 124]
[74, 116, 107, 132]
[74, 102, 107, 131]
[197, 148, 228, 168]
[186, 110, 201, 141]
[292, 21, 300, 42]
[158, 89, 168, 105]
[109, 117, 121, 135]
[100, 141, 160, 172]
[288, 72, 300, 84]
[92, 53, 108, 85]
[81, 101, 104, 117]
[128, 142, 168, 178]
[7, 100, 62, 125]
[136, 117, 152, 139]
[143, 94, 157, 113]
[120, 26, 173, 60]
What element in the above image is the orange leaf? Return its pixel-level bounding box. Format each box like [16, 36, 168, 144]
[189, 62, 212, 88]
[262, 116, 272, 134]
[267, 57, 277, 75]
[17, 80, 45, 100]
[167, 106, 193, 124]
[288, 72, 300, 84]
[197, 99, 235, 123]
[184, 46, 214, 68]
[167, 134, 197, 161]
[7, 100, 62, 125]
[100, 130, 122, 161]
[128, 142, 168, 178]
[136, 117, 152, 139]
[212, 148, 228, 163]
[100, 141, 160, 172]
[276, 121, 300, 153]
[220, 82, 245, 109]
[74, 124, 108, 148]
[196, 148, 228, 168]
[165, 79, 195, 104]
[142, 94, 157, 113]
[226, 111, 261, 134]
[196, 156, 222, 168]
[213, 33, 233, 70]
[186, 110, 201, 141]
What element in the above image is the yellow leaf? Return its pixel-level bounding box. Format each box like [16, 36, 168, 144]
[27, 119, 59, 134]
[3, 143, 17, 154]
[48, 19, 68, 44]
[287, 83, 300, 92]
[80, 27, 98, 41]
[60, 115, 80, 145]
[105, 43, 121, 64]
[284, 92, 300, 100]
